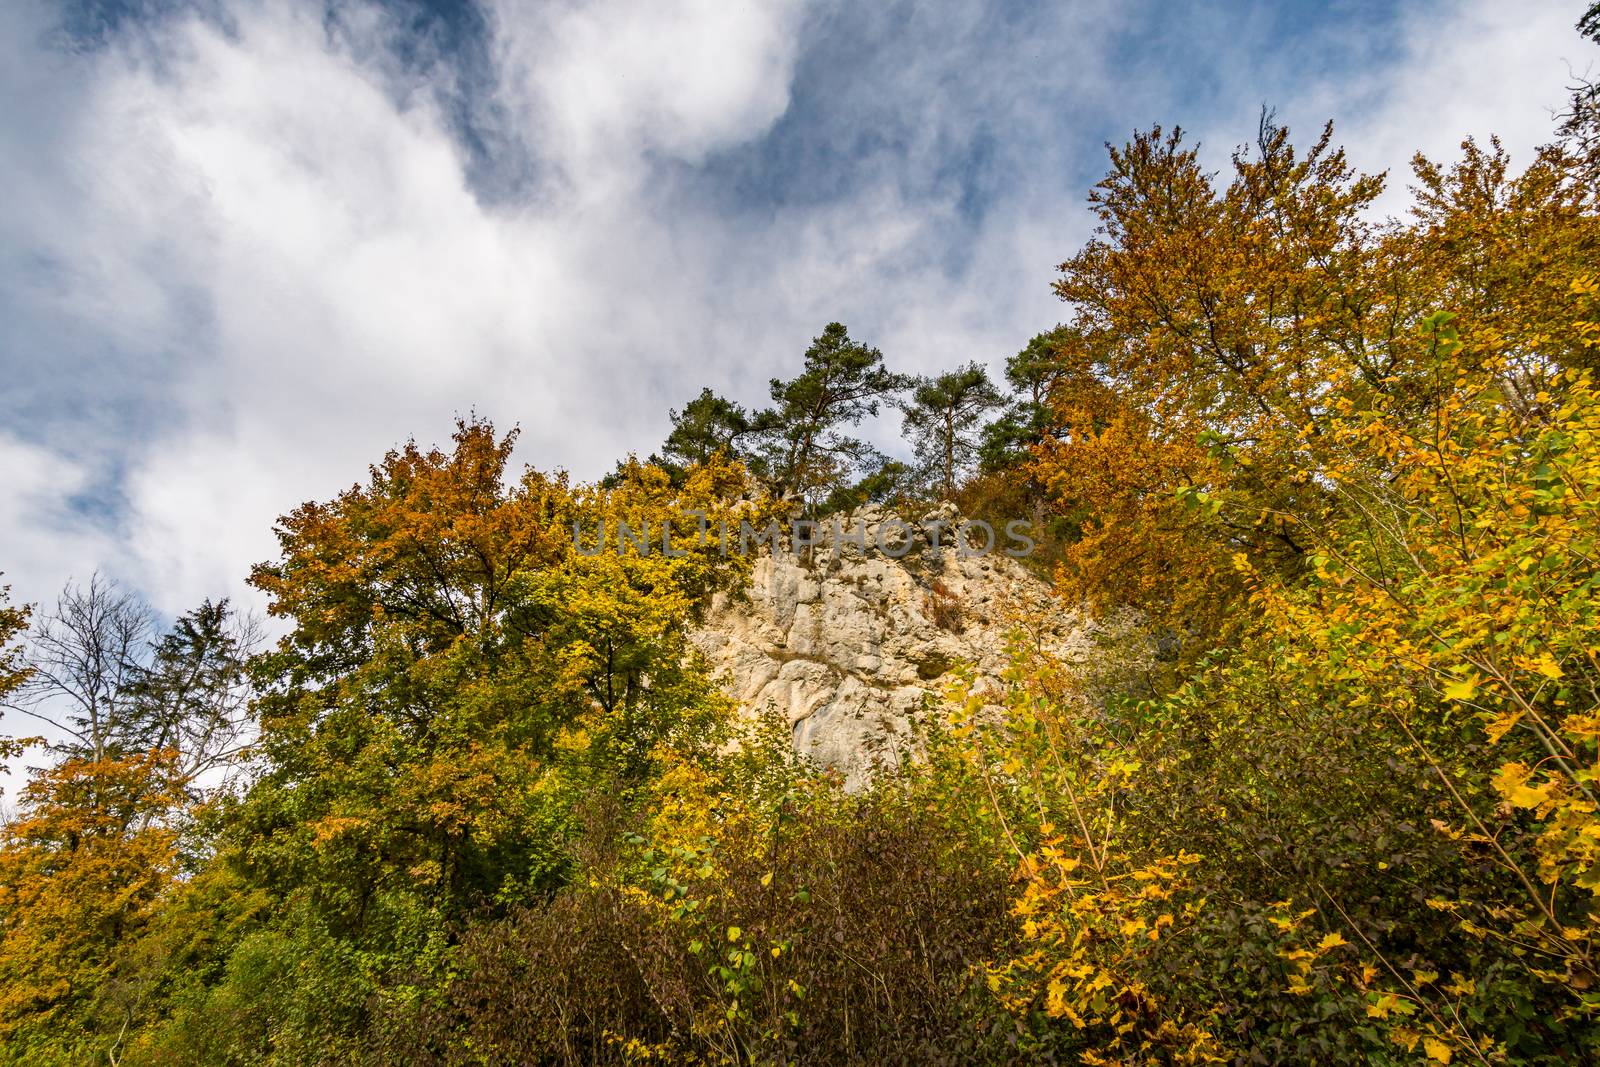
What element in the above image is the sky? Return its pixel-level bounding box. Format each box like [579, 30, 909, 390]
[0, 0, 1594, 622]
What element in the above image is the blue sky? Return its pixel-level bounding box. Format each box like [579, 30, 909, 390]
[0, 0, 1593, 618]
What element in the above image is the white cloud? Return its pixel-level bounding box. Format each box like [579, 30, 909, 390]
[488, 0, 809, 196]
[0, 433, 117, 610]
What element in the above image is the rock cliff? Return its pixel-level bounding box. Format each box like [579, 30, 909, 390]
[690, 506, 1090, 788]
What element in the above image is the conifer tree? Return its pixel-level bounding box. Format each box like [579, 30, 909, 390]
[900, 361, 1004, 497]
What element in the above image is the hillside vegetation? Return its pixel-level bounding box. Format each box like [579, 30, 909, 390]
[3, 13, 1600, 1064]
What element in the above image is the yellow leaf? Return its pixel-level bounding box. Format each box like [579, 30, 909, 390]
[1316, 932, 1349, 953]
[1390, 1025, 1420, 1051]
[1484, 710, 1523, 744]
[1441, 676, 1479, 702]
[1423, 1036, 1454, 1063]
[726, 926, 741, 942]
[1532, 653, 1564, 680]
[1492, 762, 1552, 809]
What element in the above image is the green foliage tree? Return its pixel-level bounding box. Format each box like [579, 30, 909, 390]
[750, 322, 909, 507]
[900, 361, 1004, 497]
[660, 387, 754, 472]
[978, 328, 1072, 471]
[5, 18, 1600, 1065]
[818, 456, 920, 514]
[0, 580, 27, 704]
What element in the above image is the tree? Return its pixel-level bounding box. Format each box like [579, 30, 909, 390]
[1006, 328, 1074, 411]
[901, 362, 1004, 497]
[659, 387, 753, 473]
[818, 457, 920, 514]
[1013, 100, 1600, 1059]
[1033, 111, 1598, 632]
[978, 328, 1079, 472]
[10, 575, 153, 763]
[124, 599, 261, 794]
[751, 323, 909, 506]
[0, 750, 184, 1052]
[605, 388, 757, 489]
[7, 578, 259, 792]
[237, 418, 754, 937]
[1574, 5, 1600, 171]
[0, 580, 27, 710]
[0, 580, 32, 799]
[0, 578, 263, 1054]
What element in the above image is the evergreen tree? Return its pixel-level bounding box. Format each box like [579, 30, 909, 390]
[900, 361, 1004, 497]
[752, 323, 909, 506]
[125, 599, 259, 792]
[661, 387, 753, 471]
[978, 329, 1073, 472]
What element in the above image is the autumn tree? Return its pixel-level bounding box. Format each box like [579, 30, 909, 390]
[900, 361, 1004, 497]
[5, 23, 1600, 1064]
[235, 418, 754, 949]
[0, 579, 31, 799]
[0, 576, 264, 1055]
[0, 750, 184, 1054]
[1030, 108, 1597, 634]
[237, 419, 574, 938]
[1014, 71, 1600, 1060]
[0, 580, 26, 695]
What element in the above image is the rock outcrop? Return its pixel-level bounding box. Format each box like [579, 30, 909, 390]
[690, 506, 1089, 788]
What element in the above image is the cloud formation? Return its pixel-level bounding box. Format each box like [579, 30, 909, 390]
[0, 0, 1590, 618]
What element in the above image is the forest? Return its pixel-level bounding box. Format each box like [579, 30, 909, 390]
[2, 8, 1599, 1064]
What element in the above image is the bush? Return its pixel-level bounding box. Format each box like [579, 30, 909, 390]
[373, 785, 1019, 1066]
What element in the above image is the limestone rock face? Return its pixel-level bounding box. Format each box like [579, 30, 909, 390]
[690, 506, 1088, 788]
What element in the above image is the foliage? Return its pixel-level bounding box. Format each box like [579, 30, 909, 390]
[1007, 100, 1600, 1064]
[747, 322, 911, 507]
[234, 419, 754, 952]
[375, 737, 1018, 1067]
[5, 21, 1600, 1063]
[9, 578, 258, 791]
[901, 361, 1006, 497]
[979, 327, 1076, 474]
[928, 650, 1226, 1065]
[0, 751, 184, 1056]
[657, 387, 758, 482]
[0, 580, 28, 705]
